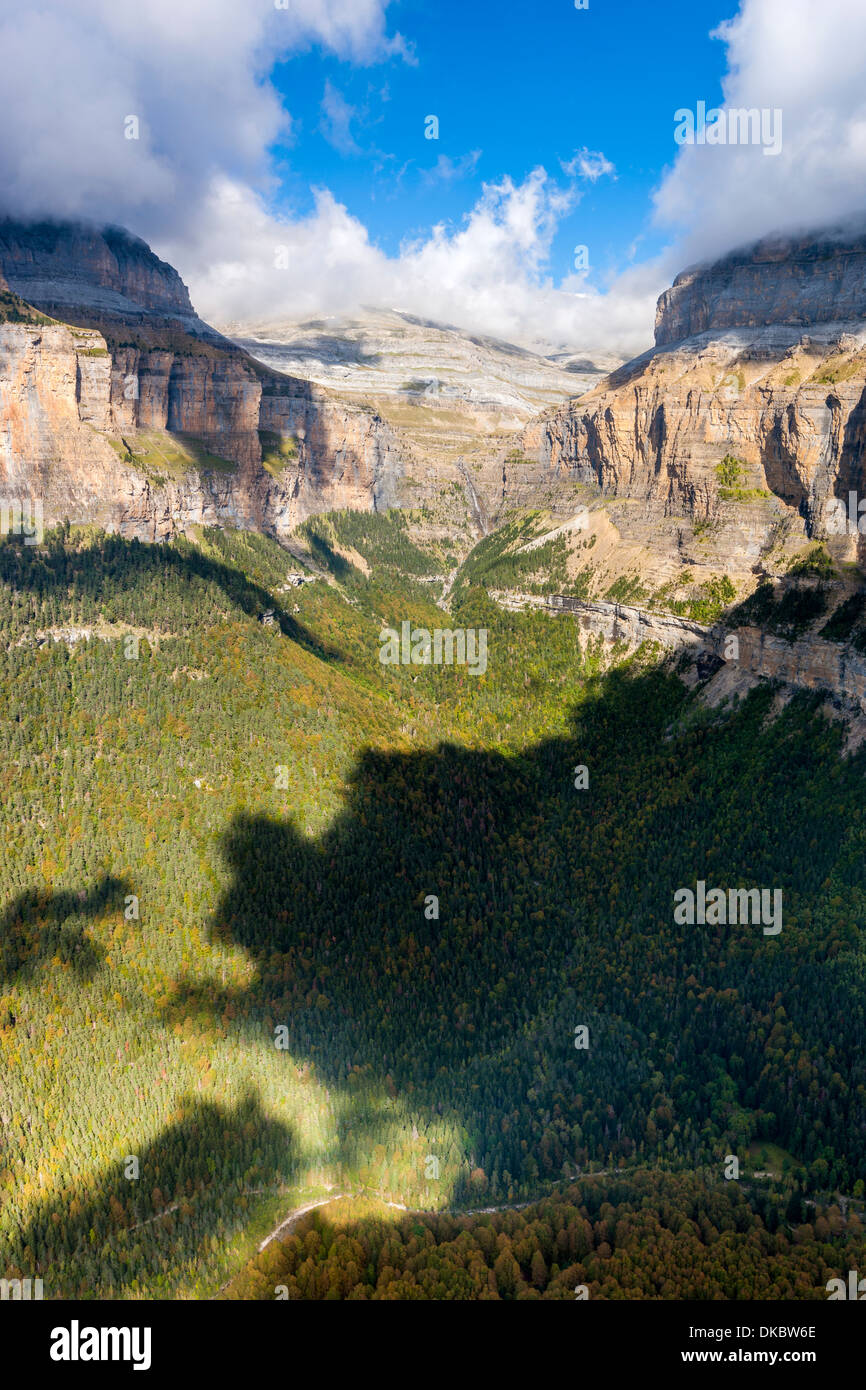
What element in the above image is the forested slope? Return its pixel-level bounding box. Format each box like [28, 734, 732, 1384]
[1, 514, 865, 1299]
[225, 1176, 866, 1300]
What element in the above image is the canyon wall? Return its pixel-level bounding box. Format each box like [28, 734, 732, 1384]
[504, 228, 866, 581]
[500, 592, 866, 718]
[0, 219, 220, 341]
[655, 231, 866, 346]
[520, 323, 866, 525]
[0, 220, 415, 541]
[559, 593, 866, 715]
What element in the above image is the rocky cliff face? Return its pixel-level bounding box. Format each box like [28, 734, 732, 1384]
[576, 591, 866, 738]
[505, 227, 866, 589]
[497, 591, 866, 735]
[0, 220, 419, 541]
[0, 219, 219, 341]
[655, 230, 866, 346]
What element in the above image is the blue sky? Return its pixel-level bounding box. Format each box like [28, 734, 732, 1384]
[268, 0, 735, 291]
[4, 0, 866, 354]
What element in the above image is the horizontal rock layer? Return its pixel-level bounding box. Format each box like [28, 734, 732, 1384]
[0, 218, 216, 340]
[499, 592, 866, 715]
[655, 230, 866, 346]
[489, 229, 866, 585]
[0, 318, 416, 540]
[0, 220, 420, 541]
[554, 594, 866, 712]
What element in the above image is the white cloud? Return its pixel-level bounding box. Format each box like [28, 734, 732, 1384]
[169, 165, 656, 360]
[653, 0, 866, 263]
[561, 149, 616, 183]
[0, 0, 407, 230]
[270, 0, 413, 64]
[421, 151, 483, 185]
[319, 80, 363, 156]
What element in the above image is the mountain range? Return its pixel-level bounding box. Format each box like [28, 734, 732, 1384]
[5, 217, 866, 581]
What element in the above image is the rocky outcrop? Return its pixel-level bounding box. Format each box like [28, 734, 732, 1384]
[226, 308, 608, 545]
[496, 590, 866, 722]
[0, 219, 417, 541]
[506, 227, 866, 582]
[522, 323, 866, 523]
[0, 318, 267, 537]
[558, 592, 866, 717]
[546, 594, 711, 650]
[0, 218, 221, 343]
[655, 230, 866, 346]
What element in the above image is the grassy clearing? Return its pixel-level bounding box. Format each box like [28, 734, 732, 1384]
[258, 429, 298, 478]
[108, 430, 237, 485]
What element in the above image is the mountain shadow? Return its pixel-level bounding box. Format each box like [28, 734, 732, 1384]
[7, 666, 866, 1298]
[0, 529, 341, 663]
[0, 874, 128, 988]
[162, 669, 866, 1211]
[0, 1089, 300, 1299]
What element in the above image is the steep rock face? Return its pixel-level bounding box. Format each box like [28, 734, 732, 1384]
[0, 322, 129, 527]
[0, 220, 416, 541]
[508, 229, 866, 578]
[522, 324, 866, 523]
[260, 383, 407, 524]
[655, 231, 866, 346]
[108, 346, 264, 468]
[0, 219, 217, 340]
[0, 319, 413, 540]
[0, 320, 270, 537]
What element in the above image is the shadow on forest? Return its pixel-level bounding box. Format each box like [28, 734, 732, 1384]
[5, 669, 866, 1294]
[0, 875, 128, 987]
[0, 1089, 299, 1297]
[0, 532, 342, 663]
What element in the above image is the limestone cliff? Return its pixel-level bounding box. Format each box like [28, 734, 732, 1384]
[0, 219, 221, 343]
[0, 219, 418, 542]
[495, 591, 866, 740]
[504, 226, 866, 590]
[655, 230, 866, 346]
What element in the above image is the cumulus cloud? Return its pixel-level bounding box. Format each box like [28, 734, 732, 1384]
[164, 165, 657, 359]
[0, 0, 407, 232]
[653, 0, 866, 263]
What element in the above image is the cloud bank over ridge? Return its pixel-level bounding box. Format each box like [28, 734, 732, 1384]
[2, 0, 865, 358]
